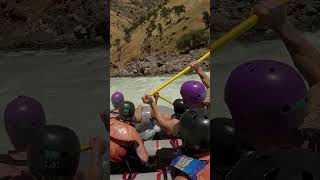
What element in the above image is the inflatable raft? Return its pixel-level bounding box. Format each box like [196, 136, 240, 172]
[110, 106, 177, 179]
[110, 171, 172, 180]
[145, 139, 181, 156]
[135, 105, 174, 133]
[110, 139, 181, 180]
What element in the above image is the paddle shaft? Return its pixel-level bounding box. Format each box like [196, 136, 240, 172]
[149, 52, 209, 96]
[148, 15, 256, 96]
[149, 0, 289, 95]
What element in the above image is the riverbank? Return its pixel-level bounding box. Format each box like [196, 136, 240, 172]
[110, 48, 210, 77]
[0, 0, 108, 50]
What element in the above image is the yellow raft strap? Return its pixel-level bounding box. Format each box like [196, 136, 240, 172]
[159, 95, 173, 105]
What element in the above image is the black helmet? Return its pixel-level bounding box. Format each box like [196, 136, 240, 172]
[211, 117, 242, 165]
[119, 101, 135, 122]
[226, 148, 320, 180]
[173, 99, 186, 118]
[27, 125, 80, 177]
[178, 109, 211, 155]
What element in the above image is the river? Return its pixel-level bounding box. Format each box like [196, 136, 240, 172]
[0, 30, 319, 178]
[0, 48, 108, 153]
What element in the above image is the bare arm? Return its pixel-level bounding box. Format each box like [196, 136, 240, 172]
[151, 93, 160, 118]
[196, 67, 210, 89]
[150, 101, 178, 133]
[134, 133, 149, 163]
[134, 105, 143, 123]
[277, 22, 320, 87]
[190, 61, 210, 89]
[254, 1, 320, 87]
[154, 93, 160, 105]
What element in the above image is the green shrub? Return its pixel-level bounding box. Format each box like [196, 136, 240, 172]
[202, 11, 210, 29]
[157, 23, 163, 34]
[115, 39, 121, 46]
[160, 7, 172, 19]
[173, 5, 185, 19]
[176, 29, 209, 52]
[146, 20, 157, 38]
[182, 26, 187, 31]
[124, 33, 131, 43]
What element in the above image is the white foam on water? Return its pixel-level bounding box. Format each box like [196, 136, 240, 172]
[110, 72, 210, 109]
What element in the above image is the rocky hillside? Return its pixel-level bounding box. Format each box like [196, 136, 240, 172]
[211, 0, 320, 41]
[110, 0, 210, 77]
[0, 0, 108, 49]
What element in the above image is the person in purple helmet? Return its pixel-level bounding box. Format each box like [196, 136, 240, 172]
[141, 61, 210, 136]
[225, 0, 320, 152]
[110, 91, 143, 125]
[189, 60, 210, 108]
[0, 96, 105, 180]
[0, 96, 46, 178]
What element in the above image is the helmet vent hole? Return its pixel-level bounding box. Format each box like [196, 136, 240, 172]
[197, 94, 201, 97]
[301, 171, 313, 180]
[269, 68, 275, 72]
[305, 97, 308, 103]
[204, 115, 208, 119]
[192, 115, 198, 119]
[281, 104, 291, 113]
[264, 168, 280, 180]
[249, 68, 255, 72]
[256, 155, 271, 161]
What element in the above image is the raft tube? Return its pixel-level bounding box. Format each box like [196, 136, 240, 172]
[110, 171, 172, 180]
[135, 105, 174, 133]
[144, 139, 182, 157]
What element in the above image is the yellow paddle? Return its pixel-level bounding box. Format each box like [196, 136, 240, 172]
[149, 52, 209, 96]
[149, 0, 288, 96]
[81, 144, 91, 152]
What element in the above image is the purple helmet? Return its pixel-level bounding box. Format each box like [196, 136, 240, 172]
[180, 80, 206, 108]
[111, 91, 124, 109]
[4, 95, 46, 151]
[225, 60, 307, 141]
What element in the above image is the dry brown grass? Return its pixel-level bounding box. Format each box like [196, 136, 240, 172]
[110, 0, 209, 64]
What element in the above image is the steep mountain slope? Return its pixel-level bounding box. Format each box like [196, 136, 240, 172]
[110, 0, 210, 65]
